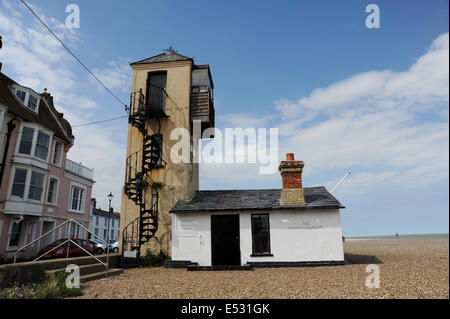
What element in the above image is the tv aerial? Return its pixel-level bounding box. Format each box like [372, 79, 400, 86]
[330, 170, 351, 194]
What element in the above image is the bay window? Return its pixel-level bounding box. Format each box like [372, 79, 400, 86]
[11, 168, 27, 198]
[28, 171, 45, 201]
[34, 131, 50, 160]
[17, 126, 52, 162]
[9, 167, 47, 203]
[18, 127, 34, 155]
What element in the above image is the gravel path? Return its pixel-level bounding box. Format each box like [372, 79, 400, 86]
[73, 238, 448, 299]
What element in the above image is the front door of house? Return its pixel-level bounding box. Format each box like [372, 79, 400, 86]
[211, 215, 240, 266]
[40, 221, 54, 249]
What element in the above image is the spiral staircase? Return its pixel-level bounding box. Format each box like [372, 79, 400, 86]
[122, 88, 165, 260]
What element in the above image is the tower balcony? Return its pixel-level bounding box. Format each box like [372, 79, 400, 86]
[190, 87, 215, 136]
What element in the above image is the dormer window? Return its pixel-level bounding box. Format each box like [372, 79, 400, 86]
[28, 95, 38, 111]
[14, 86, 40, 113]
[16, 90, 26, 103]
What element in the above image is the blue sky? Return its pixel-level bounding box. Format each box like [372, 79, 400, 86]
[0, 0, 448, 236]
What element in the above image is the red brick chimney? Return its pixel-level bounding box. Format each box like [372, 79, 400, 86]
[279, 153, 306, 205]
[90, 198, 97, 209]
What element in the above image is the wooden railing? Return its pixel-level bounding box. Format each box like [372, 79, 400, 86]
[190, 89, 215, 128]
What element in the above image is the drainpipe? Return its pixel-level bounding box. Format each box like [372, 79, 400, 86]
[0, 119, 16, 186]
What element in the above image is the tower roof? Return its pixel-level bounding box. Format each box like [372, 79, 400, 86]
[130, 51, 193, 65]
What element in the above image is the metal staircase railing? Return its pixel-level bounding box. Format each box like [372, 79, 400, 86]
[122, 88, 164, 259]
[13, 219, 113, 278]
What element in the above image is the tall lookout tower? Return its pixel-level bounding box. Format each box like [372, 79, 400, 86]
[120, 50, 215, 259]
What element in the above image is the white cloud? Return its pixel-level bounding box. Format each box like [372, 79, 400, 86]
[203, 33, 449, 196]
[0, 1, 127, 210]
[91, 58, 132, 93]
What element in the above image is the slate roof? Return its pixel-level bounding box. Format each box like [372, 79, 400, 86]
[170, 187, 344, 214]
[0, 72, 72, 143]
[131, 52, 193, 65]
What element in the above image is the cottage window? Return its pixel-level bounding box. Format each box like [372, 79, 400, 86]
[251, 214, 271, 255]
[11, 168, 27, 198]
[28, 171, 45, 201]
[95, 216, 99, 226]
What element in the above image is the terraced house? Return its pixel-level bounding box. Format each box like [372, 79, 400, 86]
[0, 71, 95, 262]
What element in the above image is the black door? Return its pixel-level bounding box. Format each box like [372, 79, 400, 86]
[211, 215, 241, 266]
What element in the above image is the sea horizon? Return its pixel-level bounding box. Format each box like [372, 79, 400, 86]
[346, 233, 449, 239]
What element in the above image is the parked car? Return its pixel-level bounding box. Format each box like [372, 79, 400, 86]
[89, 238, 108, 254]
[39, 238, 93, 259]
[110, 241, 119, 253]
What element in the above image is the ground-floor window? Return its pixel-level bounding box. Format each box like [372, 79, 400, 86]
[8, 220, 23, 248]
[66, 222, 80, 238]
[251, 214, 271, 255]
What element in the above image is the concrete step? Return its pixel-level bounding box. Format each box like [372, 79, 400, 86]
[80, 268, 123, 283]
[6, 253, 121, 271]
[46, 262, 109, 277]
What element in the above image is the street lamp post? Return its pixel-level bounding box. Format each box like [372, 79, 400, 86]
[106, 192, 113, 278]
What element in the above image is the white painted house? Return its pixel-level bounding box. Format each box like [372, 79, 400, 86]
[168, 153, 345, 268]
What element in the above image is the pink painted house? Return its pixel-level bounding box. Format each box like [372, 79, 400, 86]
[0, 71, 95, 262]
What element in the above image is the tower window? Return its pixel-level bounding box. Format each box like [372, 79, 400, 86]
[146, 72, 167, 112]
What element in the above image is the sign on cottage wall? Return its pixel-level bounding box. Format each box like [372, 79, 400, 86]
[177, 218, 196, 237]
[288, 221, 323, 230]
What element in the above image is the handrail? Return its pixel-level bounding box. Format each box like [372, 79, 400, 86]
[13, 219, 112, 278]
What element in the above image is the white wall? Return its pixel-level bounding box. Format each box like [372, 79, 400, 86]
[172, 209, 344, 266]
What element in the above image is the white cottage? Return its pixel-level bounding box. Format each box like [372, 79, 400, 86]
[167, 153, 345, 269]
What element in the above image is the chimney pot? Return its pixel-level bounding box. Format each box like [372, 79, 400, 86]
[286, 153, 295, 161]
